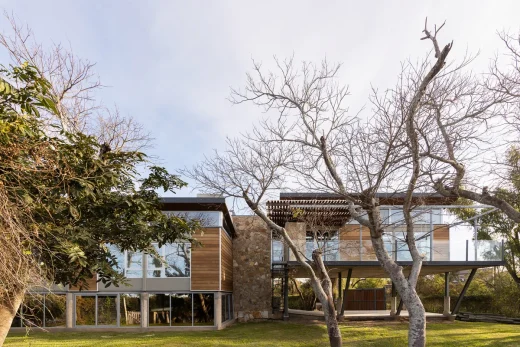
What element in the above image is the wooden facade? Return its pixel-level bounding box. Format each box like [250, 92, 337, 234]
[221, 230, 233, 292]
[191, 227, 221, 290]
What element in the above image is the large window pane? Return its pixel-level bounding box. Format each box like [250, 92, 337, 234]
[107, 244, 124, 275]
[22, 294, 45, 327]
[193, 293, 214, 326]
[147, 244, 164, 278]
[75, 296, 96, 326]
[171, 294, 192, 326]
[149, 294, 171, 326]
[120, 294, 141, 326]
[126, 251, 143, 278]
[97, 296, 117, 325]
[45, 294, 66, 327]
[165, 244, 191, 278]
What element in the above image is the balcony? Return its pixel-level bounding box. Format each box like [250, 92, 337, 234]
[272, 239, 504, 264]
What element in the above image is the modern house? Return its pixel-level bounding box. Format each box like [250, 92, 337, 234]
[10, 193, 505, 331]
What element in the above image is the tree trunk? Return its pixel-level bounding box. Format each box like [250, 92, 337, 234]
[311, 250, 343, 347]
[0, 289, 24, 346]
[371, 236, 426, 347]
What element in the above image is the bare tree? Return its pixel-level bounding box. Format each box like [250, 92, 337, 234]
[0, 12, 151, 151]
[185, 21, 501, 347]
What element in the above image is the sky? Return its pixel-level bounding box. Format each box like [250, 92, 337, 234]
[1, 0, 520, 197]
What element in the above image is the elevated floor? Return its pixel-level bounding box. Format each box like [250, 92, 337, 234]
[283, 261, 504, 278]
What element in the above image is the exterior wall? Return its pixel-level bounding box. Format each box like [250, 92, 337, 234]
[221, 231, 233, 292]
[191, 227, 221, 291]
[232, 216, 272, 322]
[433, 225, 450, 261]
[285, 222, 306, 261]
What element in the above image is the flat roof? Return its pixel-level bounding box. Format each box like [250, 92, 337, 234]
[160, 197, 235, 236]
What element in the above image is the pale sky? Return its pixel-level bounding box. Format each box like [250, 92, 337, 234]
[1, 0, 519, 196]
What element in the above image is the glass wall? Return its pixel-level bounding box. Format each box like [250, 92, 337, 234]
[148, 293, 214, 327]
[149, 294, 171, 326]
[75, 296, 96, 326]
[193, 293, 214, 326]
[221, 294, 233, 322]
[119, 294, 141, 326]
[171, 294, 192, 326]
[97, 296, 117, 325]
[11, 294, 67, 328]
[108, 243, 190, 279]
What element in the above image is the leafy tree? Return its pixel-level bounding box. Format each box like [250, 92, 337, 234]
[0, 63, 197, 344]
[453, 148, 520, 286]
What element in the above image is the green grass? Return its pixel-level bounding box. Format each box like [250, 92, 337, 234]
[5, 321, 520, 347]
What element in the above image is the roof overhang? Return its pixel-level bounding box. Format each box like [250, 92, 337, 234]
[160, 197, 235, 236]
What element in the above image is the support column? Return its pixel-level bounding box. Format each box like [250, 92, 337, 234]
[215, 292, 223, 329]
[452, 268, 477, 315]
[141, 293, 149, 328]
[65, 293, 74, 328]
[390, 282, 397, 316]
[283, 265, 289, 321]
[443, 272, 451, 316]
[340, 268, 352, 316]
[336, 272, 343, 312]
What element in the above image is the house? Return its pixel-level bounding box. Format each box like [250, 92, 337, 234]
[9, 193, 504, 330]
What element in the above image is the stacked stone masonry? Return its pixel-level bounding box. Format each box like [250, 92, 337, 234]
[232, 216, 272, 322]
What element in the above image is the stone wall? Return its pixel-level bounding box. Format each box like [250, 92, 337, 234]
[232, 215, 272, 322]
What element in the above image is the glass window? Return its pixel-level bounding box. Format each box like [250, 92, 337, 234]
[171, 294, 192, 326]
[193, 293, 214, 326]
[126, 250, 144, 278]
[97, 296, 117, 326]
[380, 209, 390, 224]
[120, 294, 141, 326]
[45, 294, 66, 327]
[22, 294, 45, 327]
[147, 244, 164, 278]
[221, 294, 233, 322]
[272, 239, 284, 262]
[107, 244, 124, 275]
[75, 296, 96, 326]
[149, 294, 171, 326]
[165, 244, 191, 278]
[166, 211, 221, 227]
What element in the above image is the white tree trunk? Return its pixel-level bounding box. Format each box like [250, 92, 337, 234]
[371, 236, 426, 347]
[0, 289, 24, 346]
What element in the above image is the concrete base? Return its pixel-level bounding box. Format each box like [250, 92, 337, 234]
[443, 296, 451, 316]
[390, 297, 397, 316]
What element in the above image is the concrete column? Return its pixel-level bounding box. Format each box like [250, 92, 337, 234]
[390, 282, 397, 316]
[141, 293, 149, 328]
[215, 292, 223, 329]
[443, 297, 451, 316]
[443, 272, 450, 316]
[66, 293, 74, 328]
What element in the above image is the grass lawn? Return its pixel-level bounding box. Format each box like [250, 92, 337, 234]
[5, 321, 520, 347]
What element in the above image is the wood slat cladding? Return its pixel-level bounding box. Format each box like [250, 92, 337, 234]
[221, 231, 233, 292]
[191, 227, 220, 290]
[70, 275, 98, 291]
[433, 225, 450, 261]
[339, 225, 371, 240]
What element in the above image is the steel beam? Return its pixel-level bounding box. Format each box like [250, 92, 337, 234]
[451, 268, 477, 315]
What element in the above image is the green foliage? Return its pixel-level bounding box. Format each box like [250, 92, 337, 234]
[451, 147, 520, 284]
[0, 63, 197, 290]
